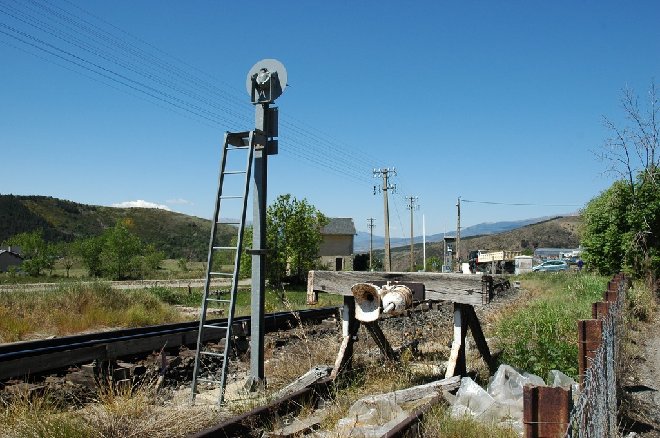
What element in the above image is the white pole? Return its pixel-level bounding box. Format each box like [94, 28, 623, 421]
[422, 214, 426, 271]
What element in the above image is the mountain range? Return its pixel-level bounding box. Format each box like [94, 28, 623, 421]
[354, 216, 558, 252]
[0, 194, 230, 260]
[1, 194, 579, 265]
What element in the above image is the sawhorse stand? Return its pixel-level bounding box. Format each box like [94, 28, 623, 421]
[331, 296, 497, 380]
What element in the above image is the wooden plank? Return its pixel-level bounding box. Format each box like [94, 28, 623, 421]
[306, 271, 318, 304]
[357, 375, 461, 405]
[263, 410, 329, 438]
[308, 271, 489, 306]
[272, 365, 332, 400]
[445, 303, 468, 378]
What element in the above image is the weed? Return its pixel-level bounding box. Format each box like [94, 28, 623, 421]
[0, 282, 185, 341]
[625, 280, 657, 323]
[420, 404, 519, 437]
[494, 273, 607, 379]
[0, 387, 92, 438]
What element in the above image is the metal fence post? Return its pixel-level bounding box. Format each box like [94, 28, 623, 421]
[578, 319, 603, 386]
[523, 385, 572, 437]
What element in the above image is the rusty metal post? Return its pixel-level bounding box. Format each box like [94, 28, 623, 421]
[523, 385, 572, 438]
[578, 319, 603, 386]
[607, 279, 619, 292]
[591, 301, 611, 319]
[603, 288, 618, 303]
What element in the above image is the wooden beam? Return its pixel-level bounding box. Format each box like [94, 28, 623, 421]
[445, 303, 468, 377]
[363, 321, 397, 361]
[308, 271, 491, 306]
[330, 296, 360, 380]
[306, 271, 318, 304]
[463, 305, 496, 374]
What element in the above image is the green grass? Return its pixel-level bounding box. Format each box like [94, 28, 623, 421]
[0, 282, 183, 343]
[0, 282, 342, 342]
[147, 284, 343, 316]
[421, 405, 519, 437]
[2, 259, 208, 284]
[493, 272, 607, 379]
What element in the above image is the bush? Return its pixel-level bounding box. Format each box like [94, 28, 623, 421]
[495, 273, 606, 379]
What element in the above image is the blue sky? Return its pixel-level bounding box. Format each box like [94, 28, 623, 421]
[1, 1, 659, 237]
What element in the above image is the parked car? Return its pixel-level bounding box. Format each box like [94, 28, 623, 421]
[532, 260, 569, 272]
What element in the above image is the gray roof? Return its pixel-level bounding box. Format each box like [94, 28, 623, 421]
[0, 250, 23, 259]
[321, 218, 356, 236]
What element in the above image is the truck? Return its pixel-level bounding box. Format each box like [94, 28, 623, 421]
[468, 250, 522, 274]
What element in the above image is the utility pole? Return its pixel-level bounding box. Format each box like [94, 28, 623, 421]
[456, 196, 461, 272]
[367, 218, 376, 270]
[406, 196, 419, 272]
[422, 214, 426, 271]
[373, 168, 396, 271]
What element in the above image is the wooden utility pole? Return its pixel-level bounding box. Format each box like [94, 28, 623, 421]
[406, 196, 419, 272]
[367, 218, 375, 270]
[456, 197, 461, 271]
[373, 168, 396, 272]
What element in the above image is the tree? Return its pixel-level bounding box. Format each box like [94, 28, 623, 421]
[237, 195, 328, 286]
[426, 256, 443, 272]
[584, 83, 660, 292]
[99, 222, 142, 280]
[267, 194, 328, 286]
[582, 180, 632, 274]
[4, 230, 55, 276]
[56, 241, 76, 277]
[237, 225, 253, 280]
[75, 235, 104, 277]
[353, 253, 369, 271]
[143, 243, 165, 271]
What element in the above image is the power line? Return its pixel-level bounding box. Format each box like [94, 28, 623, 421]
[461, 199, 582, 207]
[0, 1, 378, 185]
[1, 0, 421, 196]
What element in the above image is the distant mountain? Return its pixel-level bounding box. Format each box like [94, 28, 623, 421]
[354, 216, 556, 252]
[0, 194, 234, 260]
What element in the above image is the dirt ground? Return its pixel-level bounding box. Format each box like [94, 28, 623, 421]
[622, 311, 660, 437]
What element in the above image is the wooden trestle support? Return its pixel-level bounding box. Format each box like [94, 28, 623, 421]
[307, 271, 500, 380]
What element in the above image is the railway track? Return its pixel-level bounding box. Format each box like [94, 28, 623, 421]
[0, 306, 340, 381]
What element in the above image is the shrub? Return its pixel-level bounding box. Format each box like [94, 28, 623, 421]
[495, 273, 606, 379]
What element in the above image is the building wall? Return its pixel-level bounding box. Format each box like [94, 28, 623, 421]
[319, 235, 353, 257]
[319, 255, 354, 271]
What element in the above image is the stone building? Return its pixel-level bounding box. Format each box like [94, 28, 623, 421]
[319, 218, 356, 271]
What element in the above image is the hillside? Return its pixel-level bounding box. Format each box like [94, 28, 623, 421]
[388, 216, 581, 271]
[0, 195, 232, 260]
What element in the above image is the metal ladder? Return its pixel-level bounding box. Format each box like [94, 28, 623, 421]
[191, 131, 257, 404]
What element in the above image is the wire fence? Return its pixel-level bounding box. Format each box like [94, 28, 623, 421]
[565, 276, 626, 437]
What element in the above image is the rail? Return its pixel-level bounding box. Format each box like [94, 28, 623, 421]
[0, 307, 340, 380]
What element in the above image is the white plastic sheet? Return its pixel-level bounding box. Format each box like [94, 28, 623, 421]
[449, 364, 548, 435]
[336, 397, 407, 438]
